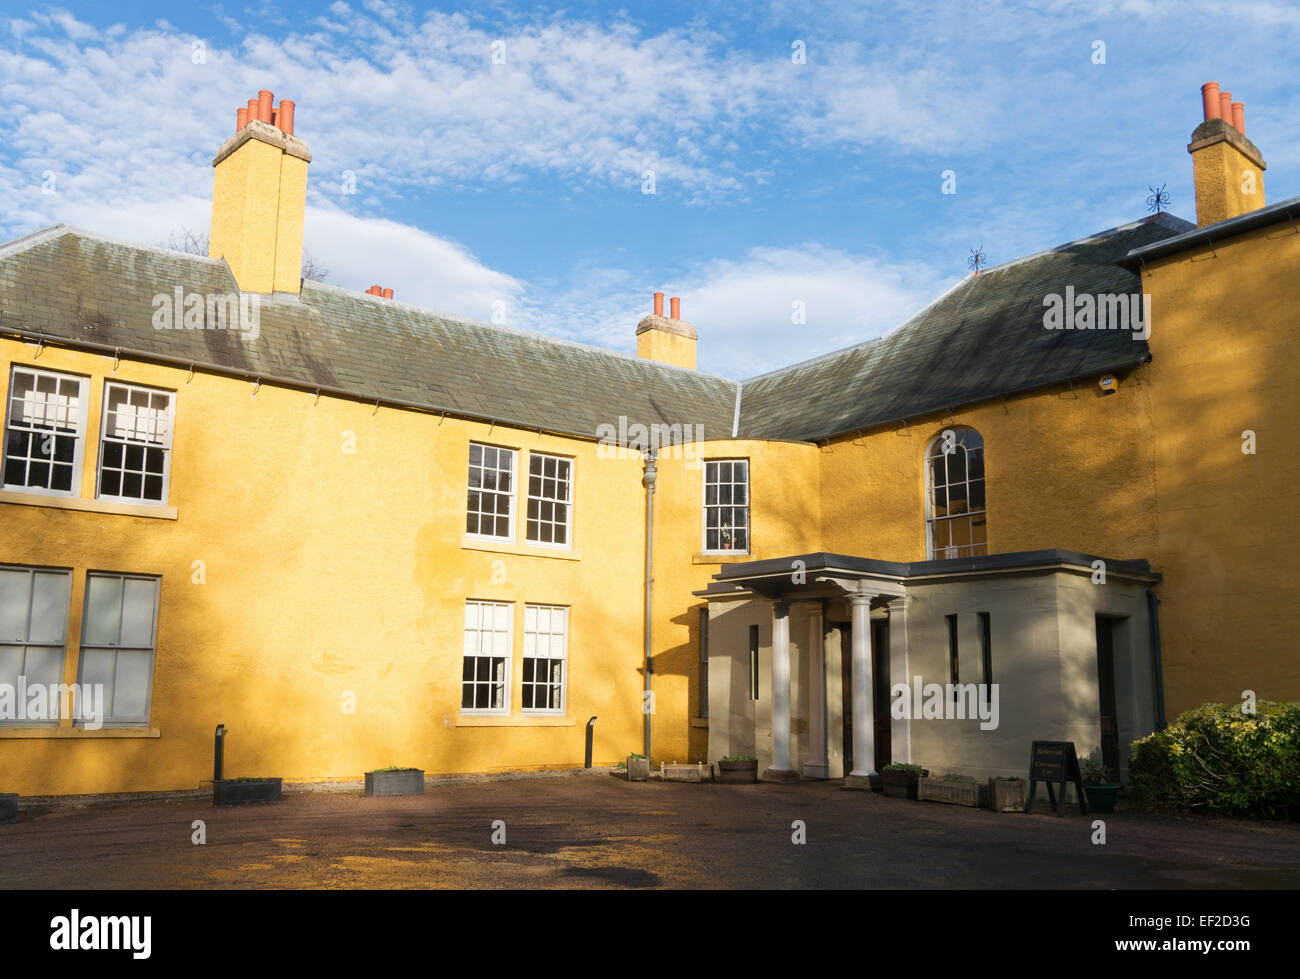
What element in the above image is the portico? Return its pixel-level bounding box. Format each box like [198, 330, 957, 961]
[697, 550, 1162, 785]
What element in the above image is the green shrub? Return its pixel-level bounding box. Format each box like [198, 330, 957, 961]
[1129, 701, 1300, 817]
[720, 755, 756, 762]
[882, 763, 926, 773]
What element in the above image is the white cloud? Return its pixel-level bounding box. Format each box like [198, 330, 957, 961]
[303, 206, 525, 318]
[522, 245, 949, 378]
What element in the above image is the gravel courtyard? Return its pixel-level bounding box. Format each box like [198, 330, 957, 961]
[3, 772, 1298, 889]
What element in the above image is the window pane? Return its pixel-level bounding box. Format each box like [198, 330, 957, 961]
[21, 644, 64, 695]
[83, 576, 123, 646]
[0, 570, 29, 641]
[120, 579, 156, 646]
[0, 644, 23, 693]
[110, 650, 151, 719]
[29, 571, 70, 643]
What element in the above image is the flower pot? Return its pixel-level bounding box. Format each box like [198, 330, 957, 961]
[365, 769, 425, 796]
[0, 793, 17, 824]
[987, 777, 1027, 813]
[213, 778, 282, 806]
[881, 769, 929, 799]
[1085, 783, 1120, 813]
[626, 756, 650, 781]
[717, 759, 759, 784]
[869, 773, 883, 792]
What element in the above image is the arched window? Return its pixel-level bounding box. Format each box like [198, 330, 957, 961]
[925, 427, 986, 559]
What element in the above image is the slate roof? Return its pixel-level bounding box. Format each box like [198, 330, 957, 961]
[0, 214, 1192, 444]
[0, 227, 739, 442]
[736, 213, 1193, 441]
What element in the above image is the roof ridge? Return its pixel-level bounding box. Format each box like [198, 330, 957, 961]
[0, 224, 234, 267]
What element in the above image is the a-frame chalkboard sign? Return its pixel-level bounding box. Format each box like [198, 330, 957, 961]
[1024, 741, 1087, 816]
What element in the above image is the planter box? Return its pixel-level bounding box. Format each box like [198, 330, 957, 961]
[626, 756, 650, 781]
[0, 793, 17, 824]
[919, 777, 986, 808]
[881, 769, 929, 799]
[661, 762, 709, 782]
[717, 760, 759, 784]
[213, 778, 282, 806]
[987, 778, 1028, 813]
[1085, 784, 1120, 814]
[365, 769, 425, 797]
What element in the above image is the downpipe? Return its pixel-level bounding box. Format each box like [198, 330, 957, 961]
[643, 449, 657, 763]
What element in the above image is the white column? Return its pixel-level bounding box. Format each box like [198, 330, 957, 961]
[763, 600, 798, 782]
[887, 596, 911, 765]
[803, 601, 828, 778]
[846, 590, 875, 787]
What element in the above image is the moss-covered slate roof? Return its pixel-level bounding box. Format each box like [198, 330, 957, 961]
[736, 213, 1192, 441]
[0, 214, 1191, 444]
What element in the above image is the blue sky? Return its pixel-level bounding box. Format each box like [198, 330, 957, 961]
[2, 0, 1297, 377]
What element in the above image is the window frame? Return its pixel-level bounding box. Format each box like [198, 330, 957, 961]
[0, 564, 73, 727]
[465, 442, 518, 544]
[74, 571, 161, 727]
[2, 365, 90, 498]
[924, 428, 987, 560]
[460, 599, 513, 715]
[524, 452, 574, 550]
[521, 603, 567, 715]
[95, 380, 176, 507]
[702, 458, 750, 555]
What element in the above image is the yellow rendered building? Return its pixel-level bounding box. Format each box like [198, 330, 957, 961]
[1, 84, 1295, 796]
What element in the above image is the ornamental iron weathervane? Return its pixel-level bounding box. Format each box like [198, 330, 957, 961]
[968, 245, 987, 275]
[1146, 183, 1171, 213]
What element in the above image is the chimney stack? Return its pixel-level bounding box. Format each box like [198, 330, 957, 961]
[1188, 80, 1266, 227]
[636, 291, 697, 370]
[210, 90, 312, 295]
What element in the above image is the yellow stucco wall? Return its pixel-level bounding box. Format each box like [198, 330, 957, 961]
[815, 371, 1160, 563]
[0, 339, 660, 794]
[1141, 223, 1300, 712]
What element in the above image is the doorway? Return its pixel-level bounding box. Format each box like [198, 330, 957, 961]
[1095, 615, 1120, 777]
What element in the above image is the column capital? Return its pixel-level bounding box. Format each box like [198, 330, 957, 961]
[760, 597, 790, 616]
[848, 591, 874, 608]
[887, 595, 912, 611]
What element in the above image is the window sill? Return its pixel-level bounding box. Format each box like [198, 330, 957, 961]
[0, 726, 161, 739]
[693, 552, 753, 565]
[461, 536, 581, 561]
[455, 715, 576, 727]
[0, 490, 177, 520]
